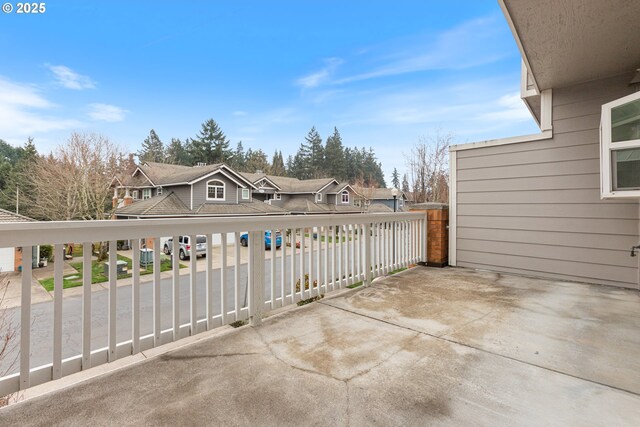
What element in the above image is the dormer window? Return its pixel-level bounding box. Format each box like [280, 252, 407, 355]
[315, 193, 322, 203]
[132, 190, 139, 200]
[207, 179, 225, 200]
[142, 188, 152, 200]
[341, 190, 349, 203]
[600, 91, 640, 198]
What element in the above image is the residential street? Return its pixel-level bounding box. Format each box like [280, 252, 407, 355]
[1, 242, 363, 375]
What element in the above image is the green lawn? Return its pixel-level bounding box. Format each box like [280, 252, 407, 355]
[39, 254, 183, 291]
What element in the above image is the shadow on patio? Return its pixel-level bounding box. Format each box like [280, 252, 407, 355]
[2, 267, 639, 425]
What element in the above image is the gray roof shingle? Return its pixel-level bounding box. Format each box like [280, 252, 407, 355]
[0, 208, 35, 222]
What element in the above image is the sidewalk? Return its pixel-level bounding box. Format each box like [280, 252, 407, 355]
[1, 241, 309, 309]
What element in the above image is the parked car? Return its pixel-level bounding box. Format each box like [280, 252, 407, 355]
[163, 235, 207, 260]
[239, 230, 282, 249]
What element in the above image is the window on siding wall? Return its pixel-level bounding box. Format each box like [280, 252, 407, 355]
[142, 189, 151, 200]
[157, 186, 163, 196]
[132, 190, 139, 200]
[315, 193, 322, 203]
[241, 188, 250, 200]
[601, 91, 640, 198]
[207, 180, 225, 200]
[274, 193, 281, 200]
[341, 191, 349, 203]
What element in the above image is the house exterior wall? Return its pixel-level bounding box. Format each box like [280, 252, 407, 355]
[192, 174, 238, 207]
[170, 185, 192, 209]
[453, 73, 640, 289]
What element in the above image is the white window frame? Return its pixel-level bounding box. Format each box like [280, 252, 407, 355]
[142, 188, 152, 200]
[157, 186, 163, 196]
[132, 190, 139, 200]
[241, 188, 250, 200]
[600, 90, 640, 198]
[354, 199, 361, 207]
[341, 190, 349, 204]
[206, 179, 225, 200]
[274, 192, 281, 200]
[315, 193, 322, 203]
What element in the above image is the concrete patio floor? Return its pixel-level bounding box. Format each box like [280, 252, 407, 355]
[1, 267, 639, 426]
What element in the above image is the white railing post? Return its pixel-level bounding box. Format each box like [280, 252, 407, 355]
[108, 240, 117, 362]
[20, 245, 32, 390]
[52, 244, 64, 380]
[364, 223, 372, 286]
[249, 230, 264, 326]
[82, 242, 92, 369]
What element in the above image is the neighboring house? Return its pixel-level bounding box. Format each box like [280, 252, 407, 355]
[0, 208, 37, 272]
[240, 172, 361, 215]
[113, 162, 287, 218]
[355, 188, 407, 213]
[448, 0, 640, 289]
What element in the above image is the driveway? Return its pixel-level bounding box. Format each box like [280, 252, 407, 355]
[2, 267, 639, 425]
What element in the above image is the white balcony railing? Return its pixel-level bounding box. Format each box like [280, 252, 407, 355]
[0, 212, 426, 396]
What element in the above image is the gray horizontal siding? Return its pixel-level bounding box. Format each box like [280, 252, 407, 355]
[171, 185, 192, 208]
[193, 174, 238, 207]
[454, 73, 639, 289]
[457, 228, 637, 252]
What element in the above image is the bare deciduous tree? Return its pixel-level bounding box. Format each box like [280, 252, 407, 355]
[352, 178, 379, 213]
[0, 274, 19, 407]
[27, 133, 125, 221]
[405, 131, 452, 204]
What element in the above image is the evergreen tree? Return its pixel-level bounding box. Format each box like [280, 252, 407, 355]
[391, 168, 400, 189]
[0, 138, 39, 216]
[402, 174, 410, 193]
[305, 127, 325, 178]
[324, 127, 346, 181]
[285, 154, 294, 176]
[245, 148, 270, 173]
[290, 136, 313, 179]
[165, 138, 189, 165]
[189, 119, 233, 165]
[138, 129, 165, 163]
[270, 150, 286, 176]
[232, 141, 246, 171]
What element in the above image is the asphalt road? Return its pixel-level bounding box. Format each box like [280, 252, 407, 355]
[1, 243, 365, 375]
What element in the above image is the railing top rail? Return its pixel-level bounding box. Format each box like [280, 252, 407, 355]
[0, 212, 425, 247]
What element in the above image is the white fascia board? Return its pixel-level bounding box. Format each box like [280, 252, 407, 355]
[449, 130, 553, 152]
[189, 169, 248, 189]
[316, 179, 339, 193]
[132, 167, 155, 186]
[255, 176, 281, 191]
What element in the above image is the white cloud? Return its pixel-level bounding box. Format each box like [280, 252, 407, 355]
[0, 76, 81, 139]
[477, 92, 532, 122]
[88, 103, 127, 122]
[295, 57, 343, 88]
[298, 15, 510, 87]
[46, 64, 96, 90]
[232, 110, 247, 116]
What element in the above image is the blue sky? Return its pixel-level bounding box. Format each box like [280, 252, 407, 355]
[0, 0, 538, 182]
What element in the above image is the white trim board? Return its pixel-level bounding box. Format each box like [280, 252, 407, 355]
[449, 150, 457, 267]
[449, 130, 553, 152]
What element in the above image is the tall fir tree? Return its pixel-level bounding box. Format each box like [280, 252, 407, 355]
[189, 119, 233, 165]
[165, 138, 189, 165]
[305, 126, 325, 178]
[324, 127, 346, 181]
[244, 148, 270, 173]
[391, 168, 400, 189]
[402, 173, 410, 193]
[270, 150, 286, 176]
[232, 141, 246, 171]
[0, 138, 39, 216]
[138, 129, 165, 163]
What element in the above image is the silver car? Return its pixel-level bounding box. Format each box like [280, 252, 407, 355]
[163, 235, 207, 260]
